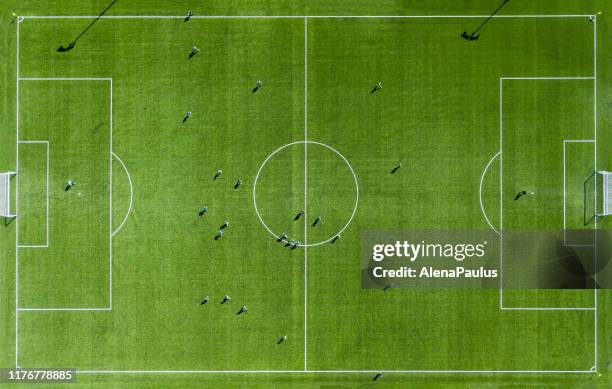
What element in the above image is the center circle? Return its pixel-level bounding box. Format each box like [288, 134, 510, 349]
[252, 141, 359, 247]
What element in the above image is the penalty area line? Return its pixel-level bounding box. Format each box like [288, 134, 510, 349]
[110, 152, 133, 237]
[479, 151, 501, 236]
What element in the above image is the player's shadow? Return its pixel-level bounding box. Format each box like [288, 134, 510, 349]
[57, 0, 119, 52]
[4, 216, 16, 227]
[90, 122, 106, 134]
[583, 171, 597, 226]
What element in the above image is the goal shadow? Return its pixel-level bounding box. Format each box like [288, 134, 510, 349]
[584, 171, 596, 226]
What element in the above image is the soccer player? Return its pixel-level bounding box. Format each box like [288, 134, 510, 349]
[312, 216, 321, 227]
[330, 235, 340, 244]
[277, 335, 287, 344]
[391, 163, 402, 174]
[221, 295, 231, 304]
[238, 305, 248, 314]
[373, 373, 383, 381]
[189, 46, 200, 59]
[277, 232, 287, 242]
[371, 81, 382, 93]
[214, 169, 222, 181]
[183, 111, 191, 123]
[234, 179, 242, 189]
[220, 221, 229, 230]
[65, 180, 75, 191]
[294, 210, 305, 221]
[291, 241, 300, 250]
[215, 230, 224, 240]
[198, 206, 209, 216]
[513, 190, 534, 200]
[185, 9, 193, 22]
[201, 295, 209, 305]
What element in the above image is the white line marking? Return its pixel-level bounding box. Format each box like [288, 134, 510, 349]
[501, 307, 595, 311]
[18, 77, 112, 81]
[479, 151, 501, 236]
[16, 13, 597, 374]
[18, 307, 111, 311]
[16, 79, 113, 315]
[500, 76, 594, 80]
[110, 153, 133, 237]
[499, 78, 503, 310]
[252, 141, 359, 247]
[21, 14, 597, 20]
[14, 16, 20, 369]
[592, 15, 598, 371]
[562, 140, 595, 143]
[109, 79, 113, 310]
[303, 16, 308, 372]
[563, 141, 566, 244]
[76, 370, 595, 374]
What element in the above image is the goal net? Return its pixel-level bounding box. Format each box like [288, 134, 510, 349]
[0, 172, 16, 217]
[598, 171, 612, 217]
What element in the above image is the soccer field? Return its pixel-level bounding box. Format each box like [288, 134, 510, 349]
[1, 1, 612, 388]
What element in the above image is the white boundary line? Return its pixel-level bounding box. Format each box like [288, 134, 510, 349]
[77, 369, 594, 374]
[20, 14, 596, 20]
[501, 307, 595, 311]
[16, 141, 49, 248]
[479, 151, 501, 236]
[15, 13, 599, 375]
[303, 16, 308, 372]
[592, 15, 598, 371]
[18, 307, 111, 311]
[14, 16, 20, 369]
[15, 79, 113, 314]
[110, 152, 133, 237]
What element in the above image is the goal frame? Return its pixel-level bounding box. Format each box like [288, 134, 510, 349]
[0, 171, 17, 218]
[597, 171, 611, 216]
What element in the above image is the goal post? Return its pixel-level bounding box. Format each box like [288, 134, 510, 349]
[0, 171, 17, 218]
[597, 171, 612, 217]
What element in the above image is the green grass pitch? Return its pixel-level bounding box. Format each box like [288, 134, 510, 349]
[1, 1, 611, 388]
